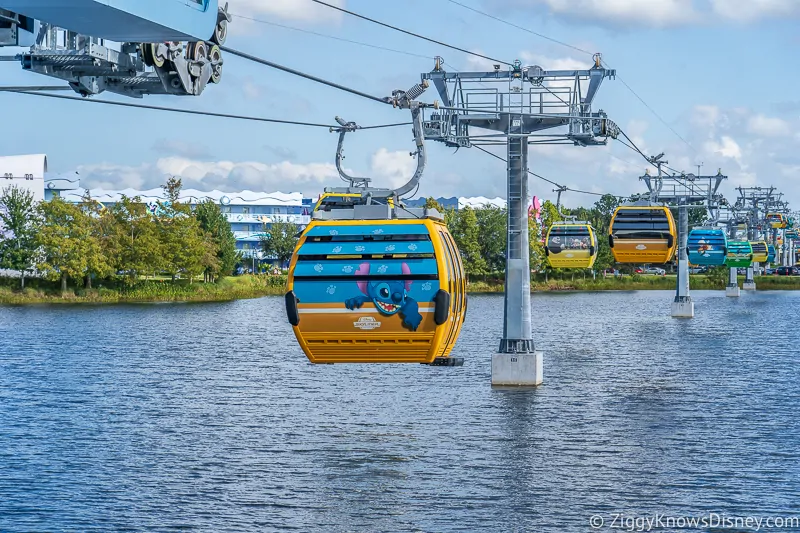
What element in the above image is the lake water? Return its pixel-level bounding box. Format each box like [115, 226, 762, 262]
[2, 291, 800, 532]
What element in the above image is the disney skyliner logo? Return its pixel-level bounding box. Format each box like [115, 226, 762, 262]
[589, 513, 800, 531]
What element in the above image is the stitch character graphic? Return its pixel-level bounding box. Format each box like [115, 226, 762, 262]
[344, 262, 423, 331]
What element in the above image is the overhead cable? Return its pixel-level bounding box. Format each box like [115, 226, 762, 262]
[309, 0, 513, 66]
[474, 146, 624, 199]
[440, 0, 698, 154]
[0, 85, 72, 92]
[0, 89, 407, 130]
[442, 0, 594, 57]
[613, 73, 698, 154]
[231, 14, 435, 60]
[220, 45, 390, 105]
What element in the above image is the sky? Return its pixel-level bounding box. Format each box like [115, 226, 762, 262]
[2, 0, 800, 209]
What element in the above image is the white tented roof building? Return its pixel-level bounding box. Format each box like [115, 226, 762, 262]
[54, 187, 305, 207]
[458, 196, 507, 209]
[0, 154, 47, 202]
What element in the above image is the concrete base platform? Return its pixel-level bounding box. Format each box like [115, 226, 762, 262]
[491, 352, 543, 386]
[725, 285, 741, 297]
[742, 281, 757, 291]
[671, 300, 695, 318]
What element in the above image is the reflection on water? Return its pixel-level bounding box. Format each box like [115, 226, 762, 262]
[1, 291, 799, 532]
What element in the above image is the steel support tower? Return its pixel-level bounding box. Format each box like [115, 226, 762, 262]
[420, 55, 618, 385]
[641, 168, 726, 317]
[718, 204, 747, 297]
[735, 187, 777, 289]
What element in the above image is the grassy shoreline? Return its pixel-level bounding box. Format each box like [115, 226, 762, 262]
[2, 274, 800, 305]
[0, 275, 285, 305]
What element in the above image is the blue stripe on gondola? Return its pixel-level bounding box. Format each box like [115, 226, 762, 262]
[293, 279, 441, 304]
[293, 258, 439, 276]
[305, 224, 431, 237]
[727, 242, 753, 255]
[298, 240, 435, 256]
[687, 228, 728, 266]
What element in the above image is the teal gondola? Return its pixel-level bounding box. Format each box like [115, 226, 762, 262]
[767, 244, 776, 263]
[687, 227, 728, 266]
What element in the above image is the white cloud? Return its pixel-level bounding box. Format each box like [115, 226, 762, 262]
[498, 0, 698, 27]
[370, 149, 417, 189]
[519, 52, 590, 71]
[747, 114, 791, 137]
[704, 136, 743, 162]
[232, 0, 344, 22]
[492, 0, 800, 27]
[691, 105, 721, 129]
[76, 148, 421, 197]
[709, 0, 800, 21]
[78, 157, 340, 195]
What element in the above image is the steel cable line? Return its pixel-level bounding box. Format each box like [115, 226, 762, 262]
[474, 146, 632, 200]
[185, 44, 577, 120]
[442, 0, 594, 57]
[309, 0, 513, 66]
[0, 88, 408, 130]
[616, 133, 709, 197]
[440, 0, 698, 154]
[613, 72, 697, 155]
[231, 14, 435, 61]
[220, 46, 390, 105]
[0, 85, 72, 92]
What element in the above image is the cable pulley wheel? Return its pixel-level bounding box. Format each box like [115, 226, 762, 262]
[142, 43, 164, 68]
[209, 45, 223, 84]
[186, 41, 208, 61]
[212, 16, 228, 46]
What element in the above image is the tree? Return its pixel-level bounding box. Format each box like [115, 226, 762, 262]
[194, 199, 237, 281]
[449, 206, 487, 277]
[153, 178, 209, 282]
[36, 197, 96, 293]
[260, 221, 298, 266]
[79, 191, 118, 288]
[109, 196, 163, 282]
[473, 205, 507, 273]
[162, 176, 183, 206]
[424, 197, 445, 211]
[591, 194, 620, 273]
[528, 213, 547, 272]
[0, 185, 41, 289]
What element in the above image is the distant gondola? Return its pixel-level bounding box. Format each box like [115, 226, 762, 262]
[725, 241, 753, 268]
[545, 222, 599, 269]
[687, 227, 728, 267]
[608, 204, 677, 264]
[750, 241, 768, 263]
[767, 244, 776, 264]
[767, 213, 787, 229]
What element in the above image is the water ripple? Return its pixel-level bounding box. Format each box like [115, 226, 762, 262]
[1, 291, 799, 532]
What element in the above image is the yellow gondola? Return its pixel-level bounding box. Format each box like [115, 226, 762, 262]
[285, 98, 466, 365]
[608, 204, 677, 264]
[749, 241, 768, 263]
[766, 213, 786, 229]
[285, 215, 466, 364]
[545, 221, 598, 268]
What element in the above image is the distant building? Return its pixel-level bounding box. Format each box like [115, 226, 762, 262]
[0, 154, 47, 203]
